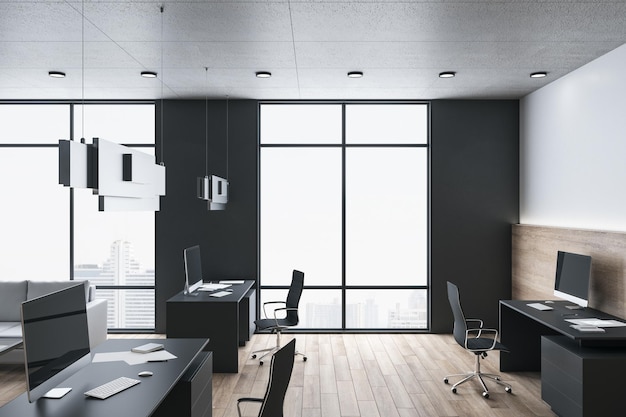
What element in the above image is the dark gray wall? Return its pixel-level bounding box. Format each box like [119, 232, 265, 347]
[155, 99, 258, 332]
[155, 99, 519, 334]
[430, 100, 519, 332]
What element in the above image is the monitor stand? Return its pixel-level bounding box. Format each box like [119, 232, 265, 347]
[565, 305, 584, 310]
[44, 387, 72, 399]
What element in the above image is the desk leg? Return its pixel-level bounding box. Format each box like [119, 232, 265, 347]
[500, 303, 558, 371]
[167, 302, 240, 373]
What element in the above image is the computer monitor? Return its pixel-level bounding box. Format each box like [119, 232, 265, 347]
[20, 284, 91, 402]
[554, 251, 592, 308]
[183, 245, 203, 294]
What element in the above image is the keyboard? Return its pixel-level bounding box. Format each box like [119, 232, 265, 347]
[527, 302, 553, 311]
[84, 376, 141, 399]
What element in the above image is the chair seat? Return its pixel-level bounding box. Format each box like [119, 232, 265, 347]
[254, 318, 295, 331]
[466, 337, 508, 353]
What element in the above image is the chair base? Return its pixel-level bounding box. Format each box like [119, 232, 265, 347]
[443, 353, 512, 398]
[251, 333, 307, 365]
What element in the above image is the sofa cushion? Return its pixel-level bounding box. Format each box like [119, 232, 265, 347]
[0, 323, 22, 338]
[27, 280, 90, 303]
[0, 281, 28, 321]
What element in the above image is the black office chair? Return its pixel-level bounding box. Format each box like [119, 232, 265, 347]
[251, 269, 307, 365]
[443, 281, 512, 398]
[238, 338, 296, 417]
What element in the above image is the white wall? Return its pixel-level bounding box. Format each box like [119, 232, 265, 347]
[520, 43, 626, 232]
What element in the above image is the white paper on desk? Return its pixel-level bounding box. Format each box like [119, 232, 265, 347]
[92, 350, 177, 365]
[565, 318, 626, 328]
[209, 290, 231, 298]
[219, 280, 244, 285]
[197, 283, 231, 291]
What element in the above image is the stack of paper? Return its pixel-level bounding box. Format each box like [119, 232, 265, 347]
[197, 283, 231, 291]
[565, 318, 626, 328]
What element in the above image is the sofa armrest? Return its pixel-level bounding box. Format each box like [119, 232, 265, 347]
[86, 298, 107, 348]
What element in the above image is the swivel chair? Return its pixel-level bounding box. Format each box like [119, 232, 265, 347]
[238, 339, 296, 417]
[251, 270, 307, 365]
[443, 281, 512, 398]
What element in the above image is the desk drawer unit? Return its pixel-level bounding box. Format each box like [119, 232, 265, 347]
[541, 336, 626, 417]
[153, 351, 213, 417]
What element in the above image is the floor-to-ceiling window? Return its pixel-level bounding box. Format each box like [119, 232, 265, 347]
[0, 104, 70, 280]
[0, 102, 156, 330]
[72, 104, 156, 330]
[260, 102, 429, 330]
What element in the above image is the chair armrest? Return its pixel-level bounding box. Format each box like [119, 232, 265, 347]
[272, 306, 298, 319]
[237, 398, 263, 404]
[465, 318, 484, 336]
[262, 300, 286, 318]
[237, 397, 263, 417]
[465, 328, 498, 351]
[266, 307, 298, 327]
[465, 318, 483, 327]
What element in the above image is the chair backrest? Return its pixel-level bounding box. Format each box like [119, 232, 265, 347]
[258, 338, 296, 417]
[285, 270, 304, 325]
[447, 281, 468, 348]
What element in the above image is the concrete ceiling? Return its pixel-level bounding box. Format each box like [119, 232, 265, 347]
[1, 0, 625, 101]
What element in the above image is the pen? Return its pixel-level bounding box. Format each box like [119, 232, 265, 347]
[147, 359, 168, 362]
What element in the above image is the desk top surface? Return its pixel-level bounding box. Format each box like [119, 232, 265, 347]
[0, 338, 208, 417]
[167, 279, 255, 303]
[501, 299, 626, 342]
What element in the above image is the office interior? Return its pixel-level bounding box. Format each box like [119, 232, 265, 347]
[2, 1, 626, 415]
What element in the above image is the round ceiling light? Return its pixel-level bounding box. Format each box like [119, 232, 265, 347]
[48, 71, 66, 78]
[530, 71, 548, 78]
[255, 71, 272, 78]
[439, 71, 456, 78]
[347, 71, 363, 78]
[141, 71, 158, 78]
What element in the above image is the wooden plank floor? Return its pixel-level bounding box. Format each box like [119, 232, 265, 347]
[0, 333, 557, 417]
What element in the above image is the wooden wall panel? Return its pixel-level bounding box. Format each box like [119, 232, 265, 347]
[512, 224, 626, 319]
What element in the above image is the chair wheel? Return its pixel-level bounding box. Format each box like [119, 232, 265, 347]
[505, 387, 512, 394]
[251, 354, 256, 359]
[482, 392, 489, 398]
[451, 388, 457, 394]
[443, 378, 449, 384]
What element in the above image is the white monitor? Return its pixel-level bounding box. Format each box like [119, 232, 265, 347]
[183, 245, 204, 294]
[553, 251, 592, 308]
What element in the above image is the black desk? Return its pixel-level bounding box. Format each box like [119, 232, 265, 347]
[166, 280, 255, 373]
[500, 300, 626, 371]
[500, 300, 626, 417]
[0, 338, 210, 417]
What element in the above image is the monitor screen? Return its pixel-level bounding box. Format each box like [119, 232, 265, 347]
[20, 284, 91, 402]
[184, 245, 203, 293]
[554, 251, 592, 307]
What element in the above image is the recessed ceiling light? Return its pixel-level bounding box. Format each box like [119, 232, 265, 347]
[347, 71, 363, 78]
[439, 71, 456, 78]
[255, 71, 272, 78]
[48, 71, 66, 78]
[141, 71, 158, 78]
[530, 71, 548, 78]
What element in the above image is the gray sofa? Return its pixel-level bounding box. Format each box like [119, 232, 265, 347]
[0, 280, 108, 364]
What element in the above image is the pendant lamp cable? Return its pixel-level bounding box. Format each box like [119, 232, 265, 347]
[160, 5, 165, 165]
[226, 95, 229, 181]
[81, 0, 85, 139]
[204, 67, 209, 177]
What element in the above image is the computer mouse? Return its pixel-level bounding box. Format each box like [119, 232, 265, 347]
[138, 371, 153, 377]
